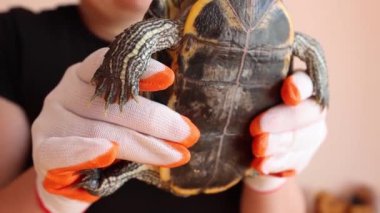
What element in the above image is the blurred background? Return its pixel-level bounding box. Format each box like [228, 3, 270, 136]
[1, 0, 379, 211]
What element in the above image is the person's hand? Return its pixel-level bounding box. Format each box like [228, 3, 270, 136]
[31, 48, 200, 213]
[245, 72, 327, 192]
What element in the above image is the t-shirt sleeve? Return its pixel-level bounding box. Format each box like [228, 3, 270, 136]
[0, 10, 20, 102]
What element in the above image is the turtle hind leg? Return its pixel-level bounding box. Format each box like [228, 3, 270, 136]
[293, 32, 329, 108]
[77, 161, 160, 197]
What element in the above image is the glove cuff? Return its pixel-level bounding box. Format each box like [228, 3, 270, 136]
[36, 177, 91, 213]
[244, 176, 287, 194]
[35, 186, 51, 213]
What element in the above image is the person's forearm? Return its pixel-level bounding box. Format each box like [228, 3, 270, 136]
[0, 167, 42, 213]
[241, 178, 306, 213]
[0, 97, 30, 187]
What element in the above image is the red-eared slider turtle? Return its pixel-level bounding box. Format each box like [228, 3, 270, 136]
[79, 0, 328, 197]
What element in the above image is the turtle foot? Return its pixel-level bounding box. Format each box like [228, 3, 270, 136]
[77, 168, 103, 196]
[91, 71, 139, 111]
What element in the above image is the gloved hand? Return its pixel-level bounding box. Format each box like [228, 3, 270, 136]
[245, 72, 327, 192]
[31, 48, 200, 213]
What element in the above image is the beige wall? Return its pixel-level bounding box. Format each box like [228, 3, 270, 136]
[2, 0, 380, 206]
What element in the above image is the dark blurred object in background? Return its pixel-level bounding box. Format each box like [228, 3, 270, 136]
[315, 186, 376, 213]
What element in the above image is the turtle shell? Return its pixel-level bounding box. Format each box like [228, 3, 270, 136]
[152, 0, 294, 195]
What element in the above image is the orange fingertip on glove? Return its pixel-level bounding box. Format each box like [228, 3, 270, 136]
[281, 76, 301, 106]
[269, 170, 296, 178]
[249, 113, 264, 136]
[251, 157, 296, 178]
[179, 116, 201, 148]
[251, 157, 266, 176]
[281, 72, 313, 106]
[252, 133, 268, 158]
[161, 142, 191, 168]
[43, 142, 119, 202]
[139, 62, 175, 92]
[161, 116, 200, 168]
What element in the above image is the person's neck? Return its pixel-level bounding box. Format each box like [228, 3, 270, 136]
[79, 3, 145, 42]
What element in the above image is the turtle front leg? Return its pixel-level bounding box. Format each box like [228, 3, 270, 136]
[293, 32, 329, 108]
[91, 19, 183, 109]
[77, 161, 161, 197]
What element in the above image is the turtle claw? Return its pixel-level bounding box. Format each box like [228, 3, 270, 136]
[91, 71, 140, 111]
[316, 88, 329, 109]
[91, 74, 121, 108]
[77, 169, 102, 195]
[77, 168, 119, 197]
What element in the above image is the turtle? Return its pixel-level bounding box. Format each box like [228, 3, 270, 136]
[78, 0, 329, 197]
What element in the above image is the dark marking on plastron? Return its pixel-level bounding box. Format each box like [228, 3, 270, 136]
[170, 133, 252, 189]
[250, 5, 291, 47]
[182, 51, 208, 79]
[194, 2, 226, 39]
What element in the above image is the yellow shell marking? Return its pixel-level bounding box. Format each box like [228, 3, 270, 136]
[169, 177, 242, 196]
[218, 0, 246, 31]
[277, 1, 295, 45]
[171, 185, 201, 196]
[203, 177, 241, 194]
[160, 168, 171, 181]
[184, 0, 213, 35]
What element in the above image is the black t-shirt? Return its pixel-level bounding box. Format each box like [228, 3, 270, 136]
[0, 5, 241, 213]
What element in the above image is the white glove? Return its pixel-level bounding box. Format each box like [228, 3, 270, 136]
[245, 72, 327, 192]
[32, 48, 200, 213]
